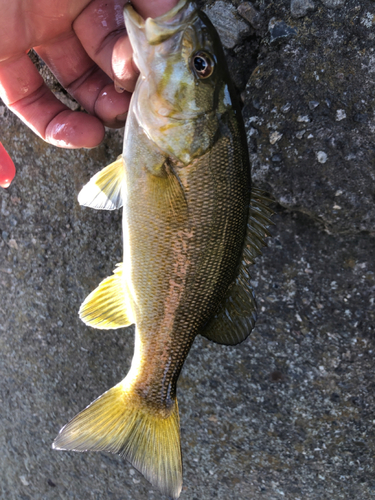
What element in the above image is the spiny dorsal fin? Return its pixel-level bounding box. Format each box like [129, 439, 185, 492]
[79, 264, 134, 329]
[201, 188, 274, 346]
[78, 155, 124, 210]
[52, 382, 182, 499]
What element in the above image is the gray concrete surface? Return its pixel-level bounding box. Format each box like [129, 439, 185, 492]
[1, 0, 374, 499]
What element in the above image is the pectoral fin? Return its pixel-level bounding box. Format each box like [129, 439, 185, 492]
[78, 156, 125, 210]
[201, 188, 274, 346]
[79, 264, 134, 329]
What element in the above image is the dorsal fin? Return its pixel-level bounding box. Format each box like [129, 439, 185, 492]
[79, 264, 135, 330]
[201, 188, 274, 346]
[78, 156, 125, 210]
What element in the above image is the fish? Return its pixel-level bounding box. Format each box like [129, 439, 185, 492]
[52, 0, 274, 498]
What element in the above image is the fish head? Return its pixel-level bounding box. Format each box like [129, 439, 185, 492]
[124, 0, 234, 164]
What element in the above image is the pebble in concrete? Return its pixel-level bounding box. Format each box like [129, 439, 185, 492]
[291, 0, 316, 18]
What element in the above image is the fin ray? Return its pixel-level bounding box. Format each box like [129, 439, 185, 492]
[79, 263, 134, 329]
[78, 156, 125, 210]
[53, 384, 182, 499]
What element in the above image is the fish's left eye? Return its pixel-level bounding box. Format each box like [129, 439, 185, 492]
[192, 51, 214, 79]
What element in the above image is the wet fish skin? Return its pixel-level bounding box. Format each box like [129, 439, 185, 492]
[120, 3, 251, 407]
[53, 1, 273, 498]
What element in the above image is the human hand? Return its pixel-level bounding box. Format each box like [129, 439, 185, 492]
[0, 0, 178, 151]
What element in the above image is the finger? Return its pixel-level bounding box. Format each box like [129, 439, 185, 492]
[132, 0, 180, 19]
[94, 82, 131, 124]
[73, 0, 139, 93]
[0, 142, 16, 188]
[74, 0, 179, 92]
[0, 54, 104, 148]
[35, 31, 131, 127]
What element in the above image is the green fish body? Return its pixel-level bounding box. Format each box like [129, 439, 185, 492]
[53, 1, 273, 498]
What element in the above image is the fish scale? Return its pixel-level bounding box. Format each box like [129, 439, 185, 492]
[53, 1, 274, 498]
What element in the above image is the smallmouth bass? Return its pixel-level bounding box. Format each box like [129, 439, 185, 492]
[53, 0, 274, 497]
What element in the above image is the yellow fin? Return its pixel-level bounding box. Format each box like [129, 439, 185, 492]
[201, 188, 274, 345]
[52, 383, 183, 499]
[78, 156, 125, 210]
[79, 264, 134, 329]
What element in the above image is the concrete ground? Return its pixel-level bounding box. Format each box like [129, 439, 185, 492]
[1, 0, 374, 498]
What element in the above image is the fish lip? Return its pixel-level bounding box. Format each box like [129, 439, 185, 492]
[124, 0, 197, 45]
[123, 4, 145, 29]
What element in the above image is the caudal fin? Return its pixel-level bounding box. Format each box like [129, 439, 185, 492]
[53, 383, 182, 499]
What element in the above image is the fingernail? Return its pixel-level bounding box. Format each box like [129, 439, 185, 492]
[116, 112, 128, 122]
[114, 82, 125, 93]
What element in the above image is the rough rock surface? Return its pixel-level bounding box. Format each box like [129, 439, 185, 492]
[203, 1, 250, 48]
[290, 0, 316, 19]
[1, 1, 374, 499]
[240, 0, 375, 234]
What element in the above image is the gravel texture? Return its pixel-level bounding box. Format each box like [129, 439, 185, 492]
[240, 0, 375, 234]
[1, 1, 374, 499]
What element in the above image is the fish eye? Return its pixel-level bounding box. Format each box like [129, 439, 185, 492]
[192, 51, 214, 79]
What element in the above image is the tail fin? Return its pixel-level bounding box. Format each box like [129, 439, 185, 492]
[53, 383, 182, 499]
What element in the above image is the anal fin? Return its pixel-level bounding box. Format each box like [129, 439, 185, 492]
[201, 188, 274, 346]
[79, 263, 134, 329]
[78, 155, 125, 210]
[202, 271, 258, 346]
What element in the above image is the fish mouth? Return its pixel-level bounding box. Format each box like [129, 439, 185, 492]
[124, 0, 197, 46]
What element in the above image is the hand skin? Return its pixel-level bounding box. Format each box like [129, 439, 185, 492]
[0, 0, 178, 149]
